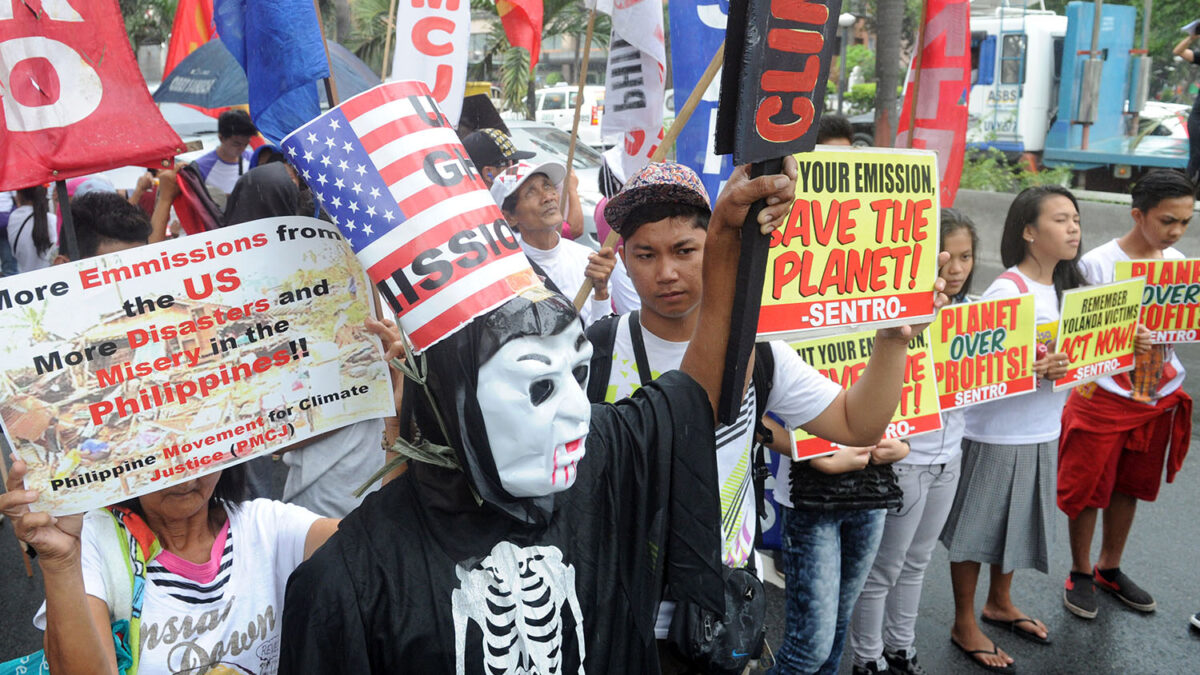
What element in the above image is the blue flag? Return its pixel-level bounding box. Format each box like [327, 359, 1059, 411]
[668, 0, 734, 205]
[214, 0, 331, 144]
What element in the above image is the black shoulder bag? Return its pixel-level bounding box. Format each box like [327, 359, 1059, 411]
[660, 330, 767, 674]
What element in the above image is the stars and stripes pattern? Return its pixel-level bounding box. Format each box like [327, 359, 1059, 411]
[281, 82, 539, 351]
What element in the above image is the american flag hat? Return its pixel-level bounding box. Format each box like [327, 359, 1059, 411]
[280, 81, 541, 352]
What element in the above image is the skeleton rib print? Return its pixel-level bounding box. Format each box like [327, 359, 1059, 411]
[453, 542, 586, 675]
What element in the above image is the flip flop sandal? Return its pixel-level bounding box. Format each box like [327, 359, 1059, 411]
[981, 614, 1052, 645]
[951, 638, 1017, 673]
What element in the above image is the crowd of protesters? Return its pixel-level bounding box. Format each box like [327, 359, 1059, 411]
[0, 112, 1196, 675]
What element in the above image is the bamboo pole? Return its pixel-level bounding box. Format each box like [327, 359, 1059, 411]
[561, 10, 598, 212]
[572, 40, 726, 310]
[380, 0, 400, 80]
[312, 0, 341, 106]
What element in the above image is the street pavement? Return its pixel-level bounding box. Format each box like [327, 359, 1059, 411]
[3, 190, 1200, 672]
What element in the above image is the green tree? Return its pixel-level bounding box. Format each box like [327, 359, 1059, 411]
[120, 0, 176, 47]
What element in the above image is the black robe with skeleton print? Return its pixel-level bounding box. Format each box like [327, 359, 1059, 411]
[278, 370, 723, 674]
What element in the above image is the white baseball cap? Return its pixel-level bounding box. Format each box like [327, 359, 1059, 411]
[489, 160, 567, 209]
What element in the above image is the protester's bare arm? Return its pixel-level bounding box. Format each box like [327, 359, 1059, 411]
[564, 170, 584, 239]
[809, 445, 873, 474]
[680, 159, 799, 419]
[802, 253, 950, 446]
[150, 169, 180, 244]
[759, 415, 794, 456]
[1173, 34, 1197, 61]
[869, 437, 909, 464]
[2, 460, 118, 674]
[128, 172, 154, 207]
[304, 518, 340, 560]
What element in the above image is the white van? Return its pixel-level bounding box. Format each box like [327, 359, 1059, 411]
[535, 85, 609, 148]
[967, 8, 1067, 153]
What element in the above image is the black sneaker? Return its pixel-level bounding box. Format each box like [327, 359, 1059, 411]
[1094, 566, 1156, 612]
[884, 647, 927, 675]
[1190, 612, 1200, 631]
[852, 660, 894, 675]
[1064, 570, 1098, 619]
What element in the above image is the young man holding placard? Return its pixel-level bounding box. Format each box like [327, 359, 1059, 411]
[1058, 171, 1194, 620]
[584, 161, 949, 674]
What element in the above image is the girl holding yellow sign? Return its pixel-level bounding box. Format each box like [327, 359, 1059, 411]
[940, 186, 1085, 672]
[848, 209, 980, 675]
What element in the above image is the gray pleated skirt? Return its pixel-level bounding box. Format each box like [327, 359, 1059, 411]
[939, 438, 1057, 574]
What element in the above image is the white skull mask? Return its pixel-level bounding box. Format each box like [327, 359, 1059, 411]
[475, 324, 592, 497]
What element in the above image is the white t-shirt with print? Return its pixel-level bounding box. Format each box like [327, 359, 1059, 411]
[600, 314, 841, 637]
[36, 499, 320, 675]
[520, 234, 623, 326]
[963, 267, 1069, 445]
[1079, 238, 1186, 401]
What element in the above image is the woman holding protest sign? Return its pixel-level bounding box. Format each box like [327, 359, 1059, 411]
[940, 186, 1084, 672]
[847, 209, 979, 675]
[1, 460, 339, 675]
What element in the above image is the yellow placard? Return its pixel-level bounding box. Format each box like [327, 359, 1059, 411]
[1053, 278, 1145, 392]
[787, 330, 942, 460]
[931, 295, 1038, 410]
[1114, 259, 1200, 343]
[759, 147, 940, 340]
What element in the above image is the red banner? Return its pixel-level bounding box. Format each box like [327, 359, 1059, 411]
[164, 0, 215, 78]
[0, 1, 184, 190]
[495, 0, 543, 71]
[895, 0, 970, 207]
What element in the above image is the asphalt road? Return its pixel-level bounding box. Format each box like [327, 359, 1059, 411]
[3, 190, 1200, 672]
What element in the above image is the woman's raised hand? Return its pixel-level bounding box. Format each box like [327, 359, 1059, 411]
[1, 459, 84, 569]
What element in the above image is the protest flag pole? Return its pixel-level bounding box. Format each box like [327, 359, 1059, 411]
[561, 10, 598, 213]
[380, 0, 400, 80]
[54, 180, 79, 262]
[571, 40, 726, 310]
[903, 2, 928, 149]
[312, 0, 342, 106]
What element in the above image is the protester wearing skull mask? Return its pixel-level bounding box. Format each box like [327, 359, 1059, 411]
[277, 160, 827, 674]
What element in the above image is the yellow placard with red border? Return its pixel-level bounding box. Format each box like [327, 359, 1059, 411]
[930, 295, 1038, 410]
[1114, 259, 1200, 343]
[758, 147, 941, 340]
[1052, 278, 1144, 392]
[787, 330, 942, 460]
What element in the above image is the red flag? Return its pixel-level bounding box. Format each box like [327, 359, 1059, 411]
[495, 0, 543, 71]
[896, 0, 970, 207]
[164, 0, 215, 78]
[0, 1, 184, 191]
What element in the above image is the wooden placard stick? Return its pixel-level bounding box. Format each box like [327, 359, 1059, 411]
[561, 10, 598, 213]
[380, 0, 400, 80]
[571, 40, 726, 310]
[312, 0, 341, 106]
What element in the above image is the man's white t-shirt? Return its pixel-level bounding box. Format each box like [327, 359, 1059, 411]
[1078, 238, 1186, 401]
[520, 234, 626, 325]
[963, 267, 1069, 445]
[36, 499, 320, 675]
[599, 314, 841, 637]
[7, 205, 58, 273]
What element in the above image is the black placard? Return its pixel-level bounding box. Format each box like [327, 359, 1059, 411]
[715, 0, 843, 165]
